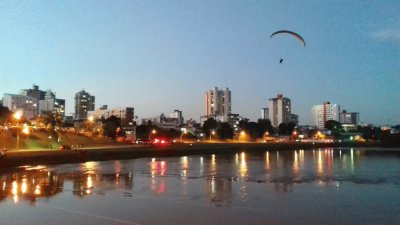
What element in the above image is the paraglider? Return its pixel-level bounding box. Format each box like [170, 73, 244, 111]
[270, 30, 305, 63]
[270, 30, 305, 47]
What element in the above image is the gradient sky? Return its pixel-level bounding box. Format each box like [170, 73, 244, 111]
[0, 0, 399, 125]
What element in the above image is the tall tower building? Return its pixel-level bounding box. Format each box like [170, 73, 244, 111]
[311, 101, 340, 129]
[170, 109, 184, 126]
[261, 108, 269, 120]
[38, 90, 65, 117]
[74, 90, 95, 120]
[339, 110, 359, 125]
[268, 94, 291, 127]
[204, 87, 231, 121]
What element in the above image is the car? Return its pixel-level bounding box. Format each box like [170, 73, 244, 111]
[0, 147, 8, 157]
[60, 145, 72, 150]
[136, 139, 151, 144]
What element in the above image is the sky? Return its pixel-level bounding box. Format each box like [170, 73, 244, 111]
[0, 0, 399, 125]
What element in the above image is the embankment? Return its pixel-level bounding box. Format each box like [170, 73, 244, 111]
[0, 142, 398, 168]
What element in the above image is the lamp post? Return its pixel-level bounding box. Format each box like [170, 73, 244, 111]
[292, 131, 297, 141]
[87, 115, 94, 135]
[180, 128, 187, 143]
[210, 130, 216, 141]
[13, 111, 22, 150]
[149, 129, 156, 141]
[240, 131, 246, 142]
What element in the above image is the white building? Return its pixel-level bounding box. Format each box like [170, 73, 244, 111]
[170, 109, 184, 127]
[88, 107, 134, 127]
[311, 102, 340, 129]
[261, 108, 269, 120]
[204, 87, 231, 122]
[2, 94, 38, 120]
[141, 113, 180, 130]
[268, 94, 291, 127]
[74, 90, 95, 120]
[38, 90, 65, 117]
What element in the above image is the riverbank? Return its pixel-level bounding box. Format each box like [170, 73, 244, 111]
[1, 141, 399, 168]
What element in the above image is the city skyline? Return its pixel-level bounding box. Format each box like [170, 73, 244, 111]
[1, 1, 399, 125]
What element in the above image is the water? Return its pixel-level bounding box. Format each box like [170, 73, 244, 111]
[1, 148, 400, 225]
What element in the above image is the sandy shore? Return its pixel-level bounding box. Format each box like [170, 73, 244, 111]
[1, 142, 398, 168]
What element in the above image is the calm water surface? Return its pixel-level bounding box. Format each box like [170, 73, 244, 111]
[1, 148, 400, 225]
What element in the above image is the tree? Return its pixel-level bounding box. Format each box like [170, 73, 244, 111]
[202, 118, 217, 136]
[325, 120, 342, 138]
[217, 122, 233, 140]
[278, 123, 288, 135]
[325, 120, 342, 131]
[0, 105, 11, 125]
[287, 122, 297, 135]
[246, 122, 259, 140]
[358, 125, 374, 140]
[257, 119, 274, 137]
[102, 116, 121, 139]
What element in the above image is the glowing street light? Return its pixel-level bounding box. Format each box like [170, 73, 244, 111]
[13, 111, 22, 150]
[292, 131, 298, 140]
[239, 131, 246, 142]
[88, 115, 94, 122]
[210, 130, 216, 141]
[13, 111, 22, 121]
[22, 124, 30, 135]
[180, 128, 187, 143]
[149, 129, 157, 141]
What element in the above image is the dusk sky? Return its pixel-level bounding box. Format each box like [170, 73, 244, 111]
[1, 0, 399, 125]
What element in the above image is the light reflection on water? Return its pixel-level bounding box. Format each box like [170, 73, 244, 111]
[1, 148, 400, 224]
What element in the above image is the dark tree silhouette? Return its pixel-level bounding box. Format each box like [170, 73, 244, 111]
[278, 123, 288, 135]
[102, 116, 121, 139]
[0, 105, 11, 125]
[324, 120, 342, 131]
[202, 118, 217, 136]
[257, 119, 274, 137]
[217, 122, 233, 140]
[287, 122, 296, 135]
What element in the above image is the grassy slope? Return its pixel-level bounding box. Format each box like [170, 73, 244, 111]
[0, 131, 118, 150]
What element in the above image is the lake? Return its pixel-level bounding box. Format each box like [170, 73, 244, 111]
[1, 148, 400, 225]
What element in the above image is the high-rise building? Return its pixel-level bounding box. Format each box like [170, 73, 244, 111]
[311, 101, 340, 129]
[20, 85, 46, 115]
[170, 109, 184, 126]
[38, 90, 65, 117]
[339, 110, 359, 125]
[261, 108, 269, 120]
[20, 85, 46, 102]
[204, 87, 231, 122]
[290, 114, 299, 126]
[268, 94, 291, 127]
[74, 90, 95, 120]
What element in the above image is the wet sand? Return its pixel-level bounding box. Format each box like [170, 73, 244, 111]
[0, 142, 397, 168]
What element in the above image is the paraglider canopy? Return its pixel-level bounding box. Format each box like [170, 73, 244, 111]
[270, 30, 305, 47]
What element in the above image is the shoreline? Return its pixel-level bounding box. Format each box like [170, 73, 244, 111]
[1, 142, 399, 168]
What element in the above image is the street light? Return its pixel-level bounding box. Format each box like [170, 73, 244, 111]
[210, 130, 216, 141]
[149, 129, 156, 141]
[180, 128, 187, 143]
[239, 131, 246, 142]
[13, 111, 22, 150]
[292, 131, 298, 140]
